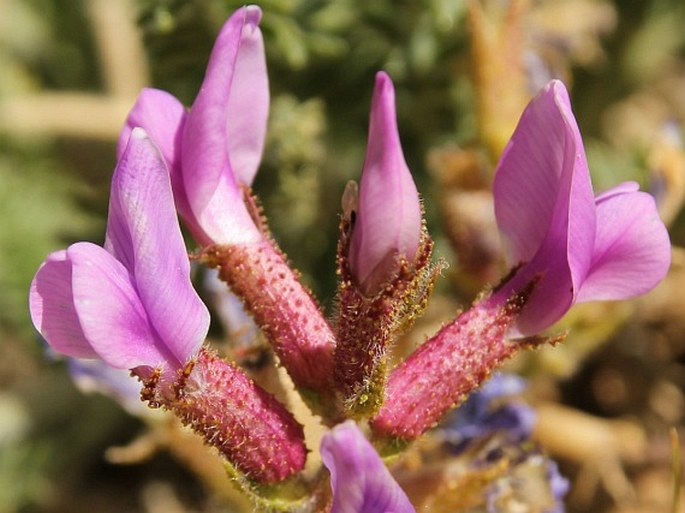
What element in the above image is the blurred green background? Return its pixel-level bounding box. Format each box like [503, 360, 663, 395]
[2, 0, 685, 512]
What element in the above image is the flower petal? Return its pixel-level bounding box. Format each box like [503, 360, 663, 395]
[493, 80, 596, 335]
[321, 421, 416, 513]
[577, 185, 670, 302]
[68, 242, 174, 369]
[106, 128, 209, 364]
[349, 72, 422, 293]
[493, 80, 594, 268]
[116, 88, 198, 234]
[224, 6, 268, 186]
[116, 88, 186, 179]
[29, 250, 98, 359]
[181, 6, 264, 245]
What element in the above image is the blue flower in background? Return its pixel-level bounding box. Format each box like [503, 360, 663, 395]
[442, 374, 536, 452]
[441, 374, 569, 513]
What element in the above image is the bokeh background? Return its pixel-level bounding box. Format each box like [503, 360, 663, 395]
[2, 0, 685, 512]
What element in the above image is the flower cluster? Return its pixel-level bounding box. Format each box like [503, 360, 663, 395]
[29, 5, 670, 512]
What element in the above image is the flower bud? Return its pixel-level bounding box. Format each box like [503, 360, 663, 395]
[348, 72, 422, 296]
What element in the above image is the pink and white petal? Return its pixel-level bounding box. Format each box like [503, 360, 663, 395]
[67, 242, 175, 369]
[181, 6, 262, 245]
[116, 88, 195, 228]
[321, 421, 416, 513]
[349, 72, 422, 290]
[494, 80, 594, 267]
[577, 188, 670, 302]
[29, 249, 98, 359]
[225, 6, 268, 186]
[107, 129, 209, 364]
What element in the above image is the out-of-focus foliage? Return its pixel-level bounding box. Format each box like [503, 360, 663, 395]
[2, 0, 685, 512]
[0, 140, 97, 336]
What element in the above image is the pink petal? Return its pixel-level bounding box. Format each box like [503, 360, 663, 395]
[349, 72, 422, 292]
[67, 242, 175, 369]
[494, 80, 594, 267]
[492, 81, 596, 335]
[116, 88, 186, 176]
[106, 129, 209, 364]
[577, 185, 671, 302]
[181, 6, 264, 245]
[225, 7, 268, 186]
[321, 421, 416, 513]
[29, 250, 98, 359]
[116, 88, 198, 235]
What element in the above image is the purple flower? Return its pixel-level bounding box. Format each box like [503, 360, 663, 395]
[348, 72, 422, 295]
[30, 129, 210, 375]
[331, 73, 442, 420]
[492, 80, 670, 335]
[30, 130, 307, 483]
[321, 421, 416, 513]
[442, 374, 535, 452]
[117, 5, 268, 247]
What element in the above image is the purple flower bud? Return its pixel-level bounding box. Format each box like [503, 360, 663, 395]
[545, 460, 570, 513]
[348, 72, 422, 295]
[180, 5, 267, 246]
[321, 421, 416, 513]
[491, 80, 670, 335]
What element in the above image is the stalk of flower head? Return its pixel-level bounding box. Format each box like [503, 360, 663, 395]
[29, 130, 307, 484]
[332, 72, 444, 419]
[371, 80, 670, 441]
[117, 6, 336, 411]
